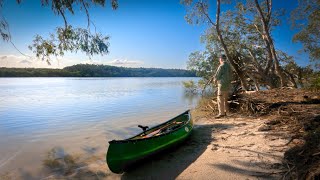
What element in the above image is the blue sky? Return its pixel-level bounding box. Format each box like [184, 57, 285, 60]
[0, 0, 309, 69]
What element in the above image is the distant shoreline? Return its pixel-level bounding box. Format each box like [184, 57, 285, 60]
[0, 64, 197, 77]
[0, 76, 198, 78]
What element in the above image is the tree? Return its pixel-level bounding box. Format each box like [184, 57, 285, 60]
[291, 0, 320, 66]
[182, 0, 249, 90]
[0, 0, 118, 64]
[182, 0, 301, 90]
[187, 51, 219, 79]
[252, 0, 287, 87]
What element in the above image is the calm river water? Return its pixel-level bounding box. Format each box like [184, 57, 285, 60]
[0, 77, 199, 175]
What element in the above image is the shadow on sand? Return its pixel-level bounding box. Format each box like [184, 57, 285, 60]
[121, 123, 234, 180]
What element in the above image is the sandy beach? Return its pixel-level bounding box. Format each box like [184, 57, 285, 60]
[118, 114, 287, 180]
[2, 89, 319, 180]
[32, 113, 289, 180]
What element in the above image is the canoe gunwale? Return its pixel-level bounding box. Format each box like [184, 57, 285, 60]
[108, 110, 191, 144]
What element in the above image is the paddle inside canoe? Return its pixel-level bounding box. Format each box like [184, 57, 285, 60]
[106, 110, 193, 173]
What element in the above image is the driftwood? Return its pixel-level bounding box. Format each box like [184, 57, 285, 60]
[312, 152, 320, 156]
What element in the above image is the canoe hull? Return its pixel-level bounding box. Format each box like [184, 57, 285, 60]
[106, 110, 193, 173]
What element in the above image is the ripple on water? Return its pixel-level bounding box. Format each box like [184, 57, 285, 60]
[0, 77, 200, 174]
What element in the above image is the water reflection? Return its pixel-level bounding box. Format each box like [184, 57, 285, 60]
[0, 77, 200, 174]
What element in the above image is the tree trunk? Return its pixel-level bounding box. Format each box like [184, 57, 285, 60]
[247, 72, 260, 91]
[216, 0, 248, 91]
[283, 69, 298, 88]
[254, 0, 287, 87]
[298, 70, 304, 88]
[247, 48, 276, 89]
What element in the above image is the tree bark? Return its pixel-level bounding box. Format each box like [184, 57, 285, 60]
[283, 69, 298, 88]
[254, 0, 287, 87]
[247, 72, 260, 91]
[247, 48, 276, 88]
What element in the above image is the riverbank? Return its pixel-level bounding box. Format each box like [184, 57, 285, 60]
[120, 114, 288, 179]
[180, 88, 320, 180]
[106, 88, 320, 179]
[6, 114, 285, 180]
[0, 64, 196, 77]
[1, 88, 319, 179]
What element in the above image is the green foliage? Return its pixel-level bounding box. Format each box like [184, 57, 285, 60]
[281, 52, 315, 88]
[0, 64, 196, 77]
[291, 0, 320, 64]
[181, 0, 209, 25]
[0, 17, 10, 41]
[0, 0, 118, 63]
[309, 72, 320, 90]
[182, 77, 216, 95]
[28, 26, 110, 64]
[182, 80, 198, 93]
[187, 51, 219, 80]
[197, 79, 206, 89]
[182, 0, 315, 89]
[64, 64, 196, 77]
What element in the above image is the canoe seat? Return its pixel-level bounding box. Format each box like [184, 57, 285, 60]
[138, 125, 149, 134]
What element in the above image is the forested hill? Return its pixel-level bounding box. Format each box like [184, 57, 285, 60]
[0, 64, 196, 77]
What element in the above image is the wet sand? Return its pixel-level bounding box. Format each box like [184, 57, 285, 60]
[1, 114, 290, 179]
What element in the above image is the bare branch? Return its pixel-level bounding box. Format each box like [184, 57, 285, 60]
[253, 24, 264, 37]
[90, 20, 97, 34]
[10, 40, 32, 58]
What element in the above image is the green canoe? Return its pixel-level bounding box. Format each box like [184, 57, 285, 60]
[106, 110, 193, 173]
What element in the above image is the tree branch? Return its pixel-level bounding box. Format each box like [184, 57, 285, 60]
[80, 0, 90, 30]
[283, 69, 298, 88]
[266, 0, 272, 28]
[255, 0, 286, 87]
[199, 2, 216, 27]
[202, 75, 215, 95]
[57, 7, 68, 30]
[248, 48, 264, 73]
[254, 0, 267, 29]
[253, 24, 264, 38]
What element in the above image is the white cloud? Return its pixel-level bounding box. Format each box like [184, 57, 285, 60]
[106, 59, 144, 67]
[80, 58, 144, 67]
[19, 60, 32, 65]
[0, 54, 62, 68]
[109, 59, 142, 65]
